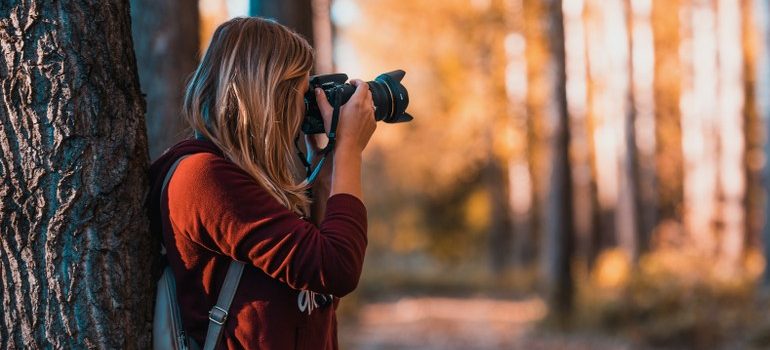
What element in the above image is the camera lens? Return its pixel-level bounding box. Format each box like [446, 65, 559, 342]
[373, 70, 410, 123]
[302, 70, 413, 135]
[368, 80, 391, 121]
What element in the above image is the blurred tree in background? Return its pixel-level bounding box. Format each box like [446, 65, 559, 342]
[249, 0, 335, 73]
[249, 0, 313, 46]
[131, 0, 200, 159]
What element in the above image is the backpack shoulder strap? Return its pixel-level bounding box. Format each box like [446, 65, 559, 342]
[161, 155, 193, 203]
[156, 155, 194, 350]
[203, 260, 246, 350]
[161, 154, 246, 350]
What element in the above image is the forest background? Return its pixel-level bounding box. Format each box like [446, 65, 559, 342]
[2, 0, 770, 349]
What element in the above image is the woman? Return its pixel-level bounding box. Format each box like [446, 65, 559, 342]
[148, 17, 375, 349]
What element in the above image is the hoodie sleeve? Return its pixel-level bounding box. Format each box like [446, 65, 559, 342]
[166, 152, 367, 297]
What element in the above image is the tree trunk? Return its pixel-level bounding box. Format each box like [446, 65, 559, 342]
[716, 0, 747, 274]
[0, 1, 152, 348]
[546, 0, 575, 322]
[651, 0, 685, 247]
[311, 0, 334, 73]
[131, 0, 200, 160]
[251, 0, 334, 75]
[525, 0, 575, 323]
[615, 0, 640, 263]
[628, 0, 658, 259]
[584, 0, 638, 261]
[562, 0, 597, 271]
[681, 0, 720, 255]
[742, 0, 765, 267]
[250, 0, 314, 45]
[200, 0, 230, 52]
[584, 0, 619, 258]
[753, 0, 770, 285]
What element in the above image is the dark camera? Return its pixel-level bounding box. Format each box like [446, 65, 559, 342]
[302, 70, 413, 134]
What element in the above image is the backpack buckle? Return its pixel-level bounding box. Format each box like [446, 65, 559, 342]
[208, 306, 228, 325]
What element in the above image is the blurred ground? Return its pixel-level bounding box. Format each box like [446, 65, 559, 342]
[339, 297, 633, 350]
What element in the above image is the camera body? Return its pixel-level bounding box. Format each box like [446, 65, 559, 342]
[302, 70, 413, 134]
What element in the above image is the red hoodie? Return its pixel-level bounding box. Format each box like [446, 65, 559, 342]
[147, 139, 367, 349]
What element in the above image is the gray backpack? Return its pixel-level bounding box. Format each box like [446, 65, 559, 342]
[153, 155, 246, 350]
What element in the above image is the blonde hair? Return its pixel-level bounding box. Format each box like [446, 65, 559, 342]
[183, 17, 314, 214]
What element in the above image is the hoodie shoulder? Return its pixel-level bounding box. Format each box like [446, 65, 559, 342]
[171, 152, 254, 192]
[177, 152, 243, 174]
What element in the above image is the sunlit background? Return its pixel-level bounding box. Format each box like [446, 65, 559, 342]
[135, 0, 770, 348]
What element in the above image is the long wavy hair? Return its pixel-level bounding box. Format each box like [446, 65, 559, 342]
[183, 17, 314, 214]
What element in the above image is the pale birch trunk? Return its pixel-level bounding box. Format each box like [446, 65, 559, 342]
[200, 0, 230, 51]
[716, 0, 747, 274]
[311, 0, 334, 74]
[680, 0, 720, 255]
[585, 0, 638, 260]
[586, 0, 619, 252]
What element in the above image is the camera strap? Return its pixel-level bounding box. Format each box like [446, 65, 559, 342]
[296, 87, 342, 187]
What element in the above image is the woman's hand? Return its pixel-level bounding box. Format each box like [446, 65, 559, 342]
[338, 80, 376, 153]
[313, 79, 376, 200]
[313, 79, 376, 155]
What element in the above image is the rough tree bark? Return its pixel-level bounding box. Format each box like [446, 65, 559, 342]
[0, 1, 152, 348]
[131, 0, 200, 160]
